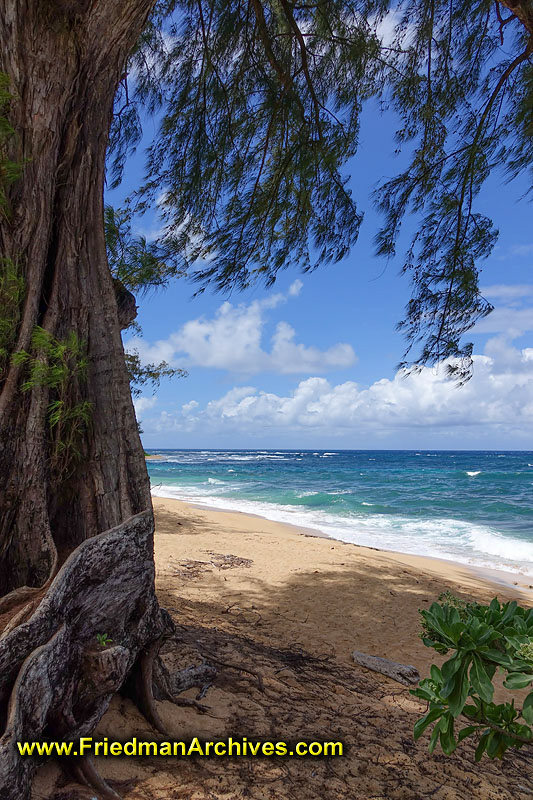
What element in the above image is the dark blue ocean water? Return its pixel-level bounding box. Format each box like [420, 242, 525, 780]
[147, 450, 533, 575]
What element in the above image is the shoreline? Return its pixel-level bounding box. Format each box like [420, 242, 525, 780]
[151, 490, 533, 597]
[35, 493, 531, 797]
[151, 494, 533, 682]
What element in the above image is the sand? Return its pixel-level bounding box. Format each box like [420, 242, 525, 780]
[34, 496, 533, 800]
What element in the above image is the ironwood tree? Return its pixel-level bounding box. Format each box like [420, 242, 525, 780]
[0, 2, 531, 798]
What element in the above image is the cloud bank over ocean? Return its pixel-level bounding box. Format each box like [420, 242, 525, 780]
[131, 279, 533, 448]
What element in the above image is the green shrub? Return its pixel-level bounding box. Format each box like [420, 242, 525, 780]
[413, 594, 533, 760]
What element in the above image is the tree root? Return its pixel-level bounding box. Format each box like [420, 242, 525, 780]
[136, 641, 215, 733]
[200, 649, 264, 692]
[0, 510, 167, 800]
[137, 640, 170, 735]
[0, 509, 258, 798]
[72, 755, 122, 800]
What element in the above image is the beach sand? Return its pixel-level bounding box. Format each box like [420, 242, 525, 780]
[35, 496, 533, 799]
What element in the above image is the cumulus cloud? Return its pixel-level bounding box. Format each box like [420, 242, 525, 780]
[140, 343, 533, 442]
[126, 281, 356, 376]
[472, 307, 533, 336]
[471, 283, 533, 337]
[133, 396, 157, 419]
[288, 279, 303, 297]
[481, 284, 533, 302]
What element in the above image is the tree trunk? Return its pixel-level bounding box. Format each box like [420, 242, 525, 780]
[0, 3, 166, 797]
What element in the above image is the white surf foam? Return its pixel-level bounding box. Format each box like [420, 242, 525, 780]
[151, 485, 533, 577]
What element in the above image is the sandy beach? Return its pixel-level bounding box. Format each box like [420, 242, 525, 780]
[35, 496, 533, 799]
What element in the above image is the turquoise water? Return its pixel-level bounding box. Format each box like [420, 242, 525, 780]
[147, 450, 533, 576]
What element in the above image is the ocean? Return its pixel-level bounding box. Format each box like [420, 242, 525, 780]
[147, 449, 533, 577]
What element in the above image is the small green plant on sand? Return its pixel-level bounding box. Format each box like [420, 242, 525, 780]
[413, 594, 533, 760]
[96, 633, 113, 648]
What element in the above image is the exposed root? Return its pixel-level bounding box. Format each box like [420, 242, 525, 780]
[0, 525, 58, 623]
[201, 650, 264, 692]
[139, 642, 216, 724]
[138, 640, 170, 736]
[0, 510, 166, 800]
[73, 755, 122, 799]
[0, 600, 34, 637]
[169, 695, 209, 713]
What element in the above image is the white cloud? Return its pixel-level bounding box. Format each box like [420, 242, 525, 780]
[181, 400, 199, 415]
[470, 284, 533, 337]
[481, 284, 533, 301]
[288, 279, 303, 297]
[472, 307, 533, 336]
[510, 244, 533, 257]
[133, 396, 157, 419]
[140, 342, 533, 443]
[126, 284, 356, 376]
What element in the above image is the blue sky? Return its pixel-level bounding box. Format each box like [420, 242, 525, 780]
[108, 101, 533, 450]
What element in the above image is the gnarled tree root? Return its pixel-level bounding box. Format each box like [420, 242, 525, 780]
[137, 640, 169, 735]
[133, 639, 216, 737]
[0, 510, 168, 800]
[72, 755, 122, 800]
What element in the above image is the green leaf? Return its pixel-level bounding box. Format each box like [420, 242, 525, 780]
[447, 661, 471, 718]
[428, 724, 440, 754]
[457, 725, 478, 743]
[475, 730, 490, 762]
[441, 654, 462, 686]
[411, 686, 436, 702]
[483, 649, 512, 667]
[504, 672, 533, 690]
[501, 601, 518, 625]
[470, 657, 494, 704]
[521, 692, 533, 724]
[485, 731, 500, 759]
[414, 707, 444, 740]
[439, 715, 456, 755]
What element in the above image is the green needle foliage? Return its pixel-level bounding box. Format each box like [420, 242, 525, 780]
[0, 258, 24, 377]
[105, 204, 186, 294]
[413, 593, 533, 760]
[125, 348, 186, 398]
[0, 72, 24, 217]
[13, 328, 93, 482]
[107, 1, 533, 377]
[0, 74, 26, 381]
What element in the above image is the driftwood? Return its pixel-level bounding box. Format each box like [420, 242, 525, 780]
[352, 651, 420, 687]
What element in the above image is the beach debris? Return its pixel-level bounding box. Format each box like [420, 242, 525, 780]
[172, 553, 253, 579]
[352, 651, 420, 687]
[171, 559, 213, 579]
[206, 552, 253, 569]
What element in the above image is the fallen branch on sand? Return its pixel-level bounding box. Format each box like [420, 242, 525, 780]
[352, 651, 420, 686]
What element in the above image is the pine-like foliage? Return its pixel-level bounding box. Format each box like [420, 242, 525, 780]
[108, 0, 533, 377]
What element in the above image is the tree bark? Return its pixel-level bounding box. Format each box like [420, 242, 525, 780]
[498, 1, 533, 37]
[0, 2, 164, 797]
